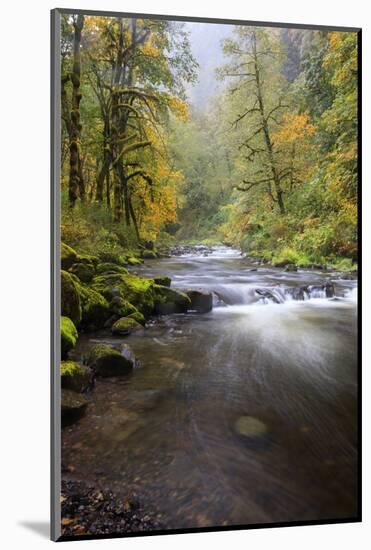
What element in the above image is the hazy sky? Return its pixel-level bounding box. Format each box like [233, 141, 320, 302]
[184, 22, 233, 109]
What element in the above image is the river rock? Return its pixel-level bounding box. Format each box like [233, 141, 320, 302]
[87, 343, 136, 377]
[255, 288, 284, 304]
[142, 250, 157, 259]
[273, 260, 293, 268]
[61, 361, 93, 392]
[111, 317, 142, 336]
[154, 285, 191, 314]
[234, 416, 268, 438]
[61, 242, 79, 270]
[61, 316, 78, 359]
[284, 287, 305, 301]
[61, 270, 82, 326]
[96, 262, 128, 275]
[185, 289, 213, 313]
[76, 282, 111, 329]
[153, 276, 171, 287]
[307, 282, 335, 298]
[69, 262, 95, 283]
[61, 389, 89, 427]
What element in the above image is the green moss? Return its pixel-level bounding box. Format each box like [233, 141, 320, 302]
[92, 273, 156, 316]
[69, 262, 95, 283]
[87, 343, 134, 377]
[77, 253, 99, 267]
[61, 361, 92, 392]
[61, 242, 79, 270]
[61, 316, 78, 359]
[127, 256, 143, 265]
[75, 281, 110, 329]
[111, 317, 142, 335]
[153, 285, 191, 314]
[98, 251, 127, 266]
[96, 262, 129, 275]
[142, 249, 157, 259]
[127, 311, 145, 325]
[109, 296, 137, 317]
[153, 276, 171, 287]
[61, 270, 82, 325]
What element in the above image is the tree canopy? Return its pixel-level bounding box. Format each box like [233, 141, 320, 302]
[60, 17, 358, 268]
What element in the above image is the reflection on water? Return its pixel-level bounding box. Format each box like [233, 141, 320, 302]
[63, 247, 358, 529]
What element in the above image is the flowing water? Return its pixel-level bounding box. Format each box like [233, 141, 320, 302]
[63, 246, 358, 529]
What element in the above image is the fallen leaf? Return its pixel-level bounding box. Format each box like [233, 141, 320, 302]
[61, 517, 74, 526]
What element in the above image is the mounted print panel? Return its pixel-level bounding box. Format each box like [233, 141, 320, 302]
[51, 8, 361, 542]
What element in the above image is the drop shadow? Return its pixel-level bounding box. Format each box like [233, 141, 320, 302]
[18, 521, 50, 539]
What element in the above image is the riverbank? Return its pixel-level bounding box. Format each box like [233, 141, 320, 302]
[60, 479, 163, 537]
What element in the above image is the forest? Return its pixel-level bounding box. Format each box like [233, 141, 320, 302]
[60, 15, 358, 269]
[59, 14, 359, 538]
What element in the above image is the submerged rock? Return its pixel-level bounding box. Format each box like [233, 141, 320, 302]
[154, 285, 191, 314]
[273, 260, 293, 268]
[61, 361, 93, 392]
[87, 343, 135, 377]
[255, 288, 285, 304]
[185, 289, 213, 313]
[111, 317, 142, 336]
[61, 316, 78, 359]
[307, 282, 335, 298]
[284, 287, 306, 301]
[61, 389, 89, 426]
[234, 416, 268, 438]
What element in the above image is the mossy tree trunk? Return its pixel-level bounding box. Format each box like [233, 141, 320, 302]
[68, 14, 85, 208]
[251, 32, 285, 215]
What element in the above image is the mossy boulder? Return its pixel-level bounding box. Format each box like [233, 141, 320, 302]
[61, 242, 79, 270]
[111, 317, 142, 336]
[98, 251, 127, 266]
[61, 316, 78, 359]
[77, 254, 99, 267]
[185, 289, 213, 313]
[61, 389, 89, 427]
[75, 281, 110, 329]
[61, 361, 93, 392]
[142, 250, 157, 260]
[96, 263, 128, 275]
[87, 343, 135, 377]
[69, 262, 95, 283]
[92, 273, 156, 316]
[61, 270, 82, 326]
[127, 256, 143, 265]
[154, 285, 191, 314]
[154, 276, 171, 288]
[109, 296, 138, 317]
[127, 311, 145, 325]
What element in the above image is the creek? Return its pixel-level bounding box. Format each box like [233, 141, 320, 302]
[63, 246, 358, 528]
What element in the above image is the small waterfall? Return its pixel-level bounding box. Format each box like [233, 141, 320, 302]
[212, 283, 337, 307]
